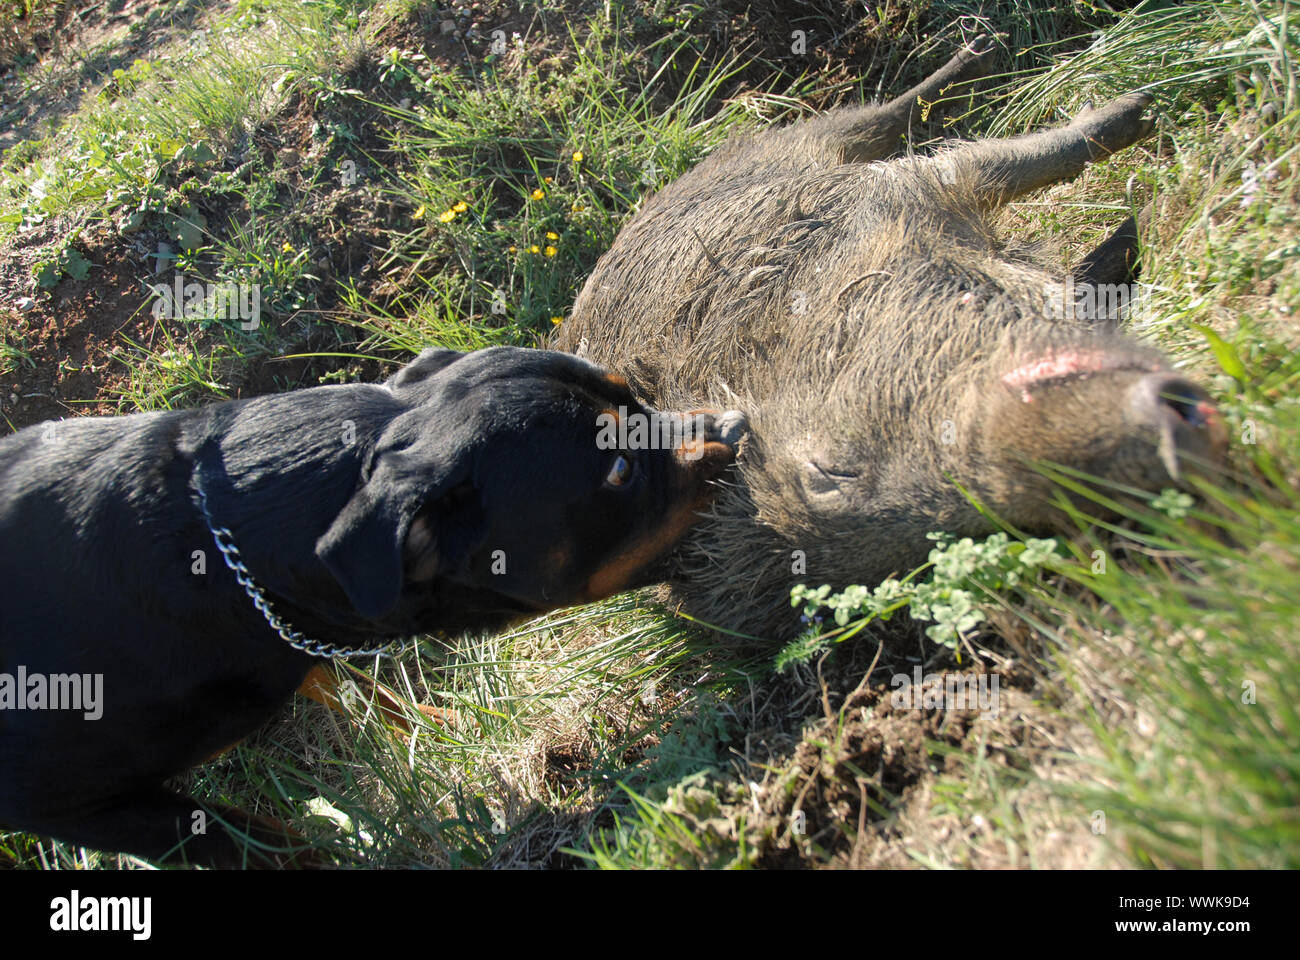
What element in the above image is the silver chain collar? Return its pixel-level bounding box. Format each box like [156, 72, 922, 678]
[195, 468, 410, 660]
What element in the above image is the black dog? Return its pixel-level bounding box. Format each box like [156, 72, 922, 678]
[0, 346, 745, 866]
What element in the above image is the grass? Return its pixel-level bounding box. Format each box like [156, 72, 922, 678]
[1, 0, 384, 408]
[369, 16, 760, 339]
[1, 0, 1297, 869]
[0, 325, 32, 378]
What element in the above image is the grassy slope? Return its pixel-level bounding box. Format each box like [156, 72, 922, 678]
[0, 0, 1295, 868]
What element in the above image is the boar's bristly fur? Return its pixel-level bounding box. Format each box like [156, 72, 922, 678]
[554, 38, 1228, 641]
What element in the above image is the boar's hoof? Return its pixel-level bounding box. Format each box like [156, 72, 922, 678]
[964, 32, 998, 59]
[1075, 92, 1156, 157]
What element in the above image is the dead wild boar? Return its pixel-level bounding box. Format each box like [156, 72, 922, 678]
[553, 37, 1228, 641]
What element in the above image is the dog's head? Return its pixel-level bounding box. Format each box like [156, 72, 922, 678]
[315, 346, 747, 633]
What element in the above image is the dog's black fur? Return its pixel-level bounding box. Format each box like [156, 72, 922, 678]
[0, 346, 741, 866]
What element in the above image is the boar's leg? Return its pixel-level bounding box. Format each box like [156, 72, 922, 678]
[1072, 214, 1143, 288]
[803, 34, 995, 165]
[945, 92, 1154, 208]
[1064, 215, 1144, 323]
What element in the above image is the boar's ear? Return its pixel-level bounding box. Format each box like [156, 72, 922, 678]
[386, 348, 464, 391]
[1072, 215, 1141, 289]
[315, 448, 473, 620]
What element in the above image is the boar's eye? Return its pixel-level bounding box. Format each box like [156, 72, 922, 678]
[603, 454, 635, 488]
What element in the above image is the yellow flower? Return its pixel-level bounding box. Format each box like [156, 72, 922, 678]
[572, 150, 583, 163]
[529, 244, 541, 254]
[453, 201, 468, 212]
[438, 209, 456, 222]
[545, 231, 558, 240]
[508, 245, 517, 253]
[531, 188, 545, 200]
[544, 176, 553, 184]
[281, 241, 294, 253]
[571, 201, 585, 213]
[544, 245, 557, 257]
[412, 204, 426, 219]
[550, 316, 563, 326]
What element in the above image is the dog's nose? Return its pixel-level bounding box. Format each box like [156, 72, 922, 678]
[686, 409, 749, 449]
[710, 410, 748, 449]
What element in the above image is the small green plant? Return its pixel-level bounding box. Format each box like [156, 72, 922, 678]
[0, 329, 33, 378]
[1150, 488, 1195, 519]
[784, 532, 1064, 670]
[377, 46, 428, 88]
[103, 58, 156, 99]
[32, 243, 90, 288]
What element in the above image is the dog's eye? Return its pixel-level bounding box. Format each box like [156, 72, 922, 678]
[604, 454, 634, 488]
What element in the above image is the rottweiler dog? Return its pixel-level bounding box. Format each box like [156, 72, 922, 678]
[0, 346, 746, 866]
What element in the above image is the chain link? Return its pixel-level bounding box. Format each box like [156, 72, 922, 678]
[195, 470, 409, 659]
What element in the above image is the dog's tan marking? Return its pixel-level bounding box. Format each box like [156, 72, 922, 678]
[583, 499, 706, 600]
[298, 665, 454, 733]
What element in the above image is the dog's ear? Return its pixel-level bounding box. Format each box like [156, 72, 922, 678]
[315, 448, 472, 619]
[386, 348, 463, 391]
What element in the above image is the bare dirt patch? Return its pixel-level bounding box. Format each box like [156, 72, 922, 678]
[1, 220, 153, 430]
[0, 0, 227, 155]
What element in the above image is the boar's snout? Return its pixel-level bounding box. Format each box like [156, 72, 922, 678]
[1127, 372, 1228, 481]
[982, 350, 1227, 525]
